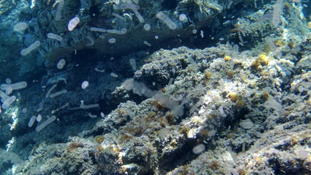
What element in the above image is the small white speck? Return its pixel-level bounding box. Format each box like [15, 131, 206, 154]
[81, 81, 89, 89]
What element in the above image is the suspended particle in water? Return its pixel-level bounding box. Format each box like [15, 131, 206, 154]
[13, 22, 29, 33]
[108, 37, 116, 44]
[192, 144, 205, 154]
[110, 72, 118, 78]
[179, 14, 188, 22]
[36, 114, 42, 122]
[57, 59, 66, 70]
[5, 78, 12, 84]
[81, 81, 89, 89]
[143, 24, 151, 31]
[156, 11, 177, 30]
[129, 58, 137, 70]
[100, 112, 105, 118]
[143, 41, 152, 47]
[68, 16, 80, 31]
[200, 30, 204, 38]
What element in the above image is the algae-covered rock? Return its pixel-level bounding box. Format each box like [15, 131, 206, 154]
[10, 38, 311, 174]
[0, 0, 14, 15]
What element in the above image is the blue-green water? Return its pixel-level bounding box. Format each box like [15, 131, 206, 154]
[0, 0, 310, 175]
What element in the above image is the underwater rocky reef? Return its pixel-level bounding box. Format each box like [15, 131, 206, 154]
[0, 0, 310, 175]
